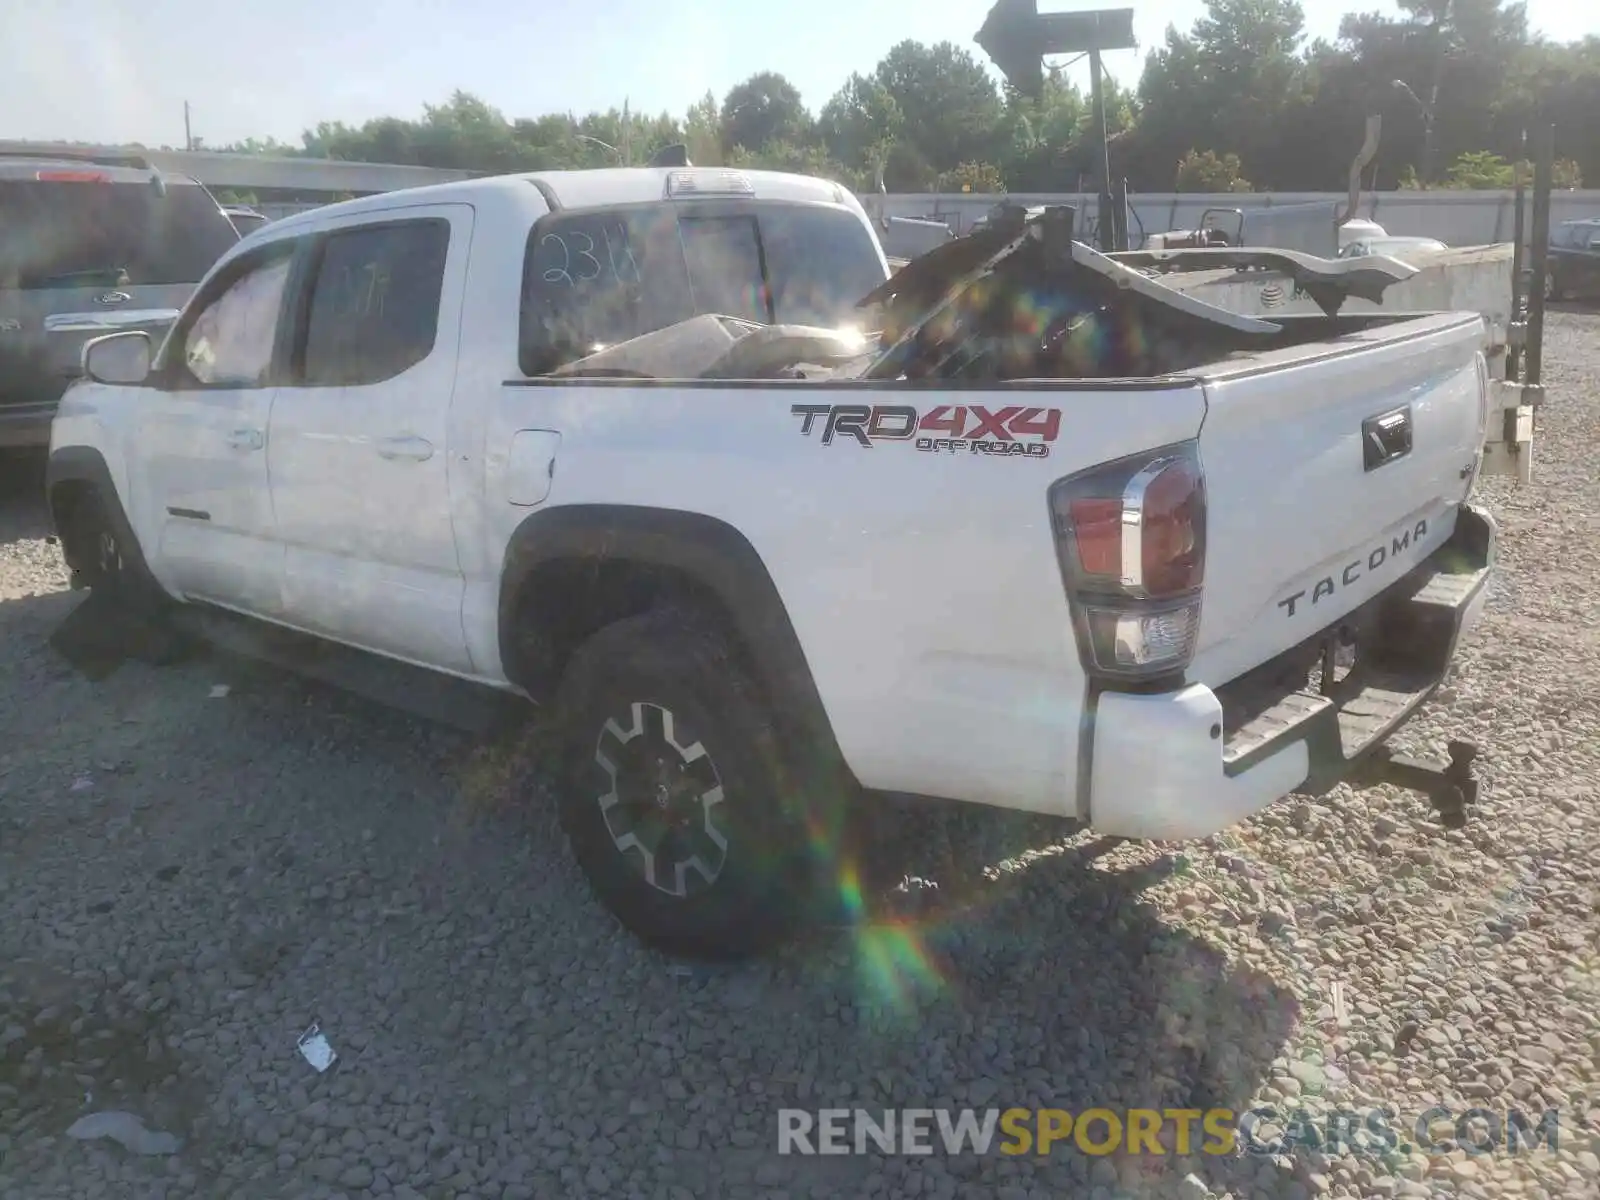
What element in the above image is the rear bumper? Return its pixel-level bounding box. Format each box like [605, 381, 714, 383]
[1086, 504, 1496, 840]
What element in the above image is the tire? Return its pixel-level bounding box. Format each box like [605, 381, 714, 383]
[550, 608, 822, 960]
[1544, 272, 1564, 303]
[63, 487, 168, 615]
[50, 487, 196, 675]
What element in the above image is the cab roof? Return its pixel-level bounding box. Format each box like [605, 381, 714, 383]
[264, 165, 864, 235]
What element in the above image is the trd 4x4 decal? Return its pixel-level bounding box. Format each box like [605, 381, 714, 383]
[790, 404, 1061, 458]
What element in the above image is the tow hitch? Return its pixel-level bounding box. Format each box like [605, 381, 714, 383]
[1353, 739, 1481, 829]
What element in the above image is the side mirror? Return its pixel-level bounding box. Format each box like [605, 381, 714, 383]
[82, 331, 152, 386]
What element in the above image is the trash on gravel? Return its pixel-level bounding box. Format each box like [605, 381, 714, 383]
[70, 776, 94, 792]
[296, 1022, 338, 1072]
[64, 1110, 182, 1156]
[1331, 979, 1350, 1026]
[209, 684, 230, 699]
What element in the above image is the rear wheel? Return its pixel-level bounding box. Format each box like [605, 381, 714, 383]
[549, 608, 822, 960]
[1544, 271, 1565, 302]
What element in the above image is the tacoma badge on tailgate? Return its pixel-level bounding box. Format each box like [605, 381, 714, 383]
[1278, 518, 1431, 617]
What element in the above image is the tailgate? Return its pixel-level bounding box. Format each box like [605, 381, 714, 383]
[1191, 313, 1488, 687]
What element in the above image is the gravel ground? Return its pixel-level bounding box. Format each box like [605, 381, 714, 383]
[1, 312, 1598, 1200]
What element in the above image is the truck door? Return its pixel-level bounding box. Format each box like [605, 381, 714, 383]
[266, 204, 477, 674]
[134, 237, 298, 614]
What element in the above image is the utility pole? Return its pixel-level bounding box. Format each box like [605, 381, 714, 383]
[1421, 29, 1446, 187]
[1087, 48, 1114, 245]
[622, 97, 632, 167]
[1390, 79, 1435, 189]
[1507, 128, 1527, 381]
[1525, 120, 1554, 389]
[184, 101, 193, 152]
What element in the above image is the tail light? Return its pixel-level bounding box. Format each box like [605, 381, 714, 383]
[36, 170, 110, 183]
[1048, 440, 1207, 681]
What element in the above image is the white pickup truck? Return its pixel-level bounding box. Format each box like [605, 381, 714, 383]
[47, 166, 1519, 958]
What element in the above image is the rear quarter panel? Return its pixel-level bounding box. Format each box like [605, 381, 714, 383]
[474, 378, 1208, 813]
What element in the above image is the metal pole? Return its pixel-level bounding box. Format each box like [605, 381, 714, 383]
[1420, 112, 1435, 189]
[1089, 49, 1115, 251]
[1525, 121, 1554, 389]
[1506, 130, 1527, 382]
[1421, 12, 1448, 186]
[184, 102, 193, 152]
[1112, 177, 1130, 250]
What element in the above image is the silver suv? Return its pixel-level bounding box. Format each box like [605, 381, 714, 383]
[0, 150, 241, 448]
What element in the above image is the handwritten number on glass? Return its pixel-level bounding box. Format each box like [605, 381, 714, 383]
[541, 226, 640, 287]
[571, 232, 602, 281]
[540, 233, 573, 286]
[603, 226, 641, 283]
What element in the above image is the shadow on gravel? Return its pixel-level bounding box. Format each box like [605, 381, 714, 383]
[10, 590, 1304, 1197]
[47, 591, 201, 681]
[0, 449, 50, 546]
[778, 800, 1305, 1195]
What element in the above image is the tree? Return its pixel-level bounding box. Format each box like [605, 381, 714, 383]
[721, 72, 812, 154]
[1336, 0, 1530, 187]
[213, 136, 298, 157]
[1494, 36, 1600, 188]
[97, 21, 1600, 196]
[1414, 150, 1586, 189]
[1175, 149, 1255, 191]
[936, 162, 1006, 193]
[869, 41, 1004, 176]
[818, 73, 903, 181]
[1441, 149, 1513, 188]
[728, 140, 856, 187]
[683, 92, 725, 166]
[1130, 0, 1311, 188]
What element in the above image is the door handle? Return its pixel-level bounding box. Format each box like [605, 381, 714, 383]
[376, 435, 435, 462]
[227, 428, 264, 451]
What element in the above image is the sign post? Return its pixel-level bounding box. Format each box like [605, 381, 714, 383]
[975, 1, 1136, 250]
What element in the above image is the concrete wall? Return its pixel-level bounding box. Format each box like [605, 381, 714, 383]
[10, 136, 1596, 240]
[255, 202, 326, 221]
[257, 188, 1600, 249]
[878, 190, 1600, 247]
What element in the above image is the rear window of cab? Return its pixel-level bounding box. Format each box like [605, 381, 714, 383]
[518, 199, 887, 376]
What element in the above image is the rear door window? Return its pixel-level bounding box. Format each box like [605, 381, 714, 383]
[0, 179, 241, 290]
[299, 219, 451, 387]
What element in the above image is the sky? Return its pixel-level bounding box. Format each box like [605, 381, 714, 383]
[3, 0, 1596, 150]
